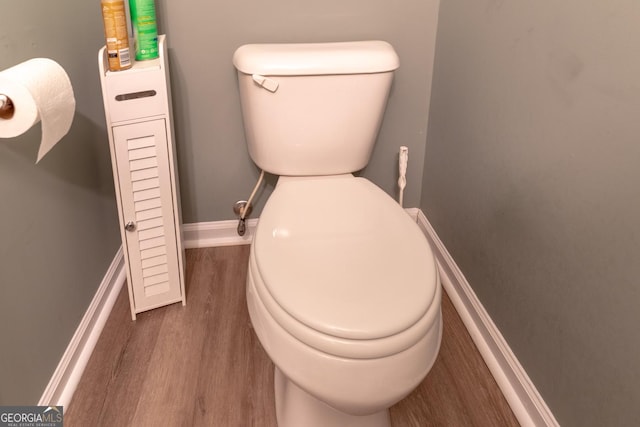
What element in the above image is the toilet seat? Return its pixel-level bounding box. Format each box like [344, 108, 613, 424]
[251, 176, 440, 359]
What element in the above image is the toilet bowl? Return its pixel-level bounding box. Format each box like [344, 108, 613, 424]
[246, 175, 442, 427]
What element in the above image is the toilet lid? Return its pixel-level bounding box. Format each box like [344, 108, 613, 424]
[254, 176, 438, 341]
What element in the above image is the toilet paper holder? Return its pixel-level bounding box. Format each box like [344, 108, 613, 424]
[0, 94, 14, 118]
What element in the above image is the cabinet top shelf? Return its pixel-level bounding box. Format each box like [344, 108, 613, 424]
[112, 57, 161, 74]
[100, 34, 166, 77]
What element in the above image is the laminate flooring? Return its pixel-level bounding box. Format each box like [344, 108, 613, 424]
[65, 246, 519, 426]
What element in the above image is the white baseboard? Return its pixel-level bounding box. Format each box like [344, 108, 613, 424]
[39, 247, 126, 411]
[182, 219, 258, 249]
[415, 210, 559, 427]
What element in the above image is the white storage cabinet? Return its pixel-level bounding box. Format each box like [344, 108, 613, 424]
[99, 35, 186, 319]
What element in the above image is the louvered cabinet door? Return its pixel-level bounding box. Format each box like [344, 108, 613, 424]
[113, 119, 183, 313]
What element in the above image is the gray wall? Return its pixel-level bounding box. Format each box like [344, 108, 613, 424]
[421, 0, 640, 425]
[155, 0, 440, 222]
[1, 2, 121, 404]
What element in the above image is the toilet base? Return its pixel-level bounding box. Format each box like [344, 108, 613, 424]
[274, 367, 391, 427]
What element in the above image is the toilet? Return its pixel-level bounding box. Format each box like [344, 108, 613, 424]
[233, 41, 442, 427]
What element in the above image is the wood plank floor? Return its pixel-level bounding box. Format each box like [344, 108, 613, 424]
[65, 246, 519, 426]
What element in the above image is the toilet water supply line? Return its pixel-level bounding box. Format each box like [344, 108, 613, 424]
[398, 146, 409, 207]
[237, 170, 265, 236]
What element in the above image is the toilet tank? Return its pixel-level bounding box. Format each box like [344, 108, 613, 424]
[233, 41, 399, 176]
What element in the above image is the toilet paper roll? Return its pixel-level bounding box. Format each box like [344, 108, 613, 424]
[0, 58, 76, 162]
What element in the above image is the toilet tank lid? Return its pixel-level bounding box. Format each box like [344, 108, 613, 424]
[233, 40, 400, 76]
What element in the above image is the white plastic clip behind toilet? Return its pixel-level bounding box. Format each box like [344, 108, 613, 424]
[252, 74, 279, 93]
[398, 146, 408, 207]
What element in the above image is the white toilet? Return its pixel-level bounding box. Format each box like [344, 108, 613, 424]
[233, 41, 442, 427]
